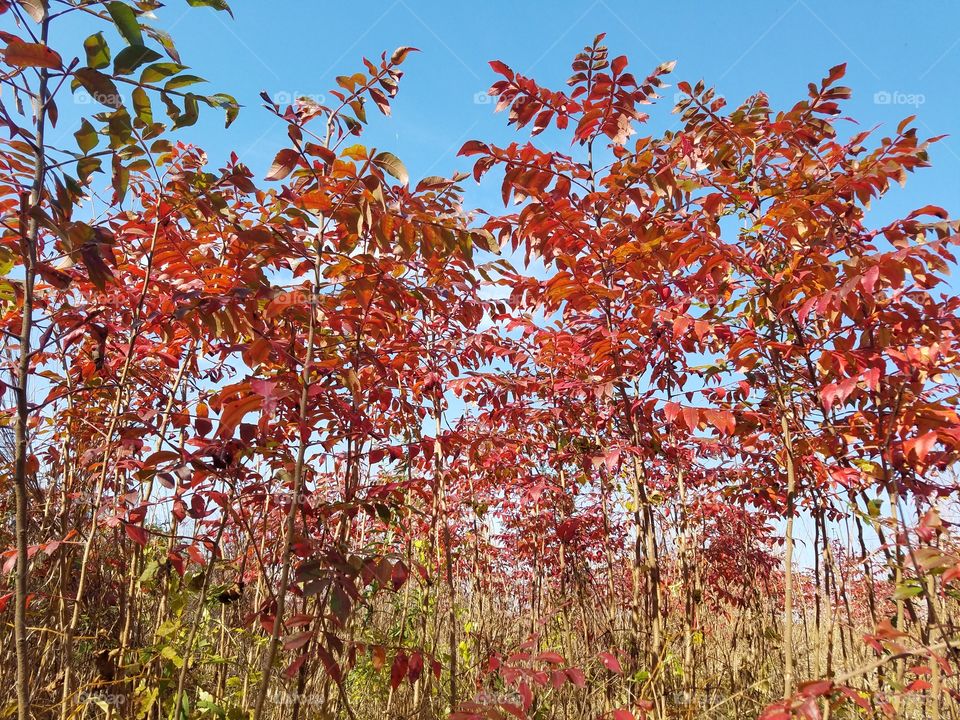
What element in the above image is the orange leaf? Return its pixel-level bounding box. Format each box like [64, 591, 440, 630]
[663, 402, 680, 423]
[904, 431, 937, 463]
[4, 39, 61, 69]
[217, 394, 262, 439]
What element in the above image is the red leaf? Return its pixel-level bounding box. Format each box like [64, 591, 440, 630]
[458, 140, 489, 157]
[390, 651, 408, 690]
[391, 560, 409, 591]
[284, 654, 307, 679]
[599, 651, 622, 674]
[316, 643, 342, 682]
[536, 651, 565, 664]
[796, 696, 820, 720]
[860, 265, 880, 295]
[557, 517, 580, 543]
[124, 522, 148, 547]
[518, 681, 533, 710]
[265, 148, 300, 181]
[566, 667, 586, 688]
[407, 651, 424, 682]
[489, 60, 514, 79]
[799, 679, 833, 697]
[35, 262, 72, 289]
[283, 631, 313, 651]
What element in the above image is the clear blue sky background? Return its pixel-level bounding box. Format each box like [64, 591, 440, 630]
[95, 0, 960, 225]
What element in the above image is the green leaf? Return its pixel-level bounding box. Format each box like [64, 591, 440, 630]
[195, 688, 221, 712]
[72, 68, 121, 108]
[163, 74, 205, 91]
[106, 108, 133, 148]
[150, 138, 173, 155]
[107, 1, 144, 46]
[159, 92, 181, 124]
[135, 686, 158, 720]
[83, 32, 111, 69]
[372, 151, 408, 185]
[173, 93, 199, 128]
[893, 581, 923, 601]
[74, 118, 99, 154]
[139, 560, 160, 583]
[342, 115, 361, 135]
[0, 279, 16, 309]
[351, 98, 367, 123]
[131, 87, 152, 124]
[156, 618, 179, 638]
[113, 45, 161, 75]
[111, 154, 130, 204]
[126, 159, 152, 173]
[204, 92, 240, 128]
[160, 645, 184, 669]
[77, 156, 103, 182]
[140, 62, 187, 84]
[186, 0, 234, 17]
[145, 27, 181, 63]
[0, 246, 15, 276]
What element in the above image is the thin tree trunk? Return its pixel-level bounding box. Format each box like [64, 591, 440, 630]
[12, 12, 51, 719]
[251, 303, 317, 719]
[781, 414, 797, 700]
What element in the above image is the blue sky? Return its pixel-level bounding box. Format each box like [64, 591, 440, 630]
[104, 0, 960, 224]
